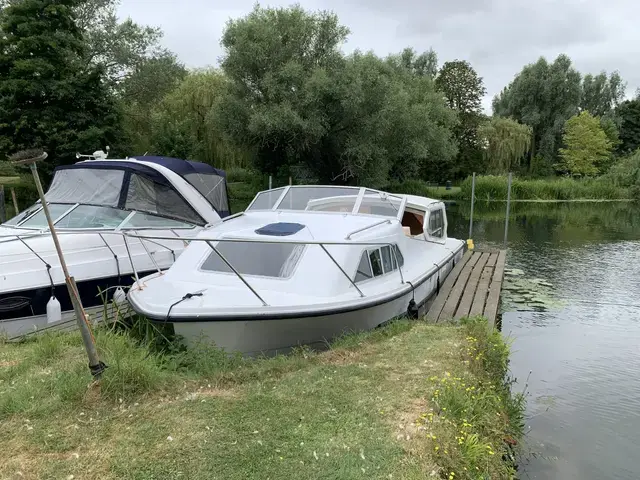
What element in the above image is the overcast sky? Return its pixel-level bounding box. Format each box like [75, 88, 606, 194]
[117, 0, 638, 112]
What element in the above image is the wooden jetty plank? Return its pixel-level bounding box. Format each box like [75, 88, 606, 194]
[454, 252, 490, 320]
[484, 250, 507, 329]
[426, 250, 473, 321]
[438, 252, 482, 321]
[469, 254, 497, 317]
[485, 251, 498, 268]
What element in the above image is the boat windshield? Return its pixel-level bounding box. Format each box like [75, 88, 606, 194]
[2, 203, 195, 230]
[247, 186, 404, 219]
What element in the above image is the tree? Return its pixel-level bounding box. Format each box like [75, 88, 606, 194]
[215, 5, 457, 186]
[435, 60, 487, 178]
[150, 69, 252, 169]
[581, 71, 626, 117]
[120, 52, 187, 154]
[75, 0, 163, 87]
[559, 111, 612, 176]
[478, 117, 532, 173]
[435, 60, 486, 113]
[616, 98, 640, 154]
[216, 4, 349, 178]
[386, 47, 438, 78]
[493, 55, 582, 173]
[0, 0, 121, 171]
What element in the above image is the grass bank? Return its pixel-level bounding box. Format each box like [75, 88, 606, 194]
[0, 317, 524, 479]
[459, 175, 629, 201]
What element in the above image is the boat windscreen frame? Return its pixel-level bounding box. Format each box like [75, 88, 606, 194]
[1, 201, 199, 231]
[246, 185, 407, 222]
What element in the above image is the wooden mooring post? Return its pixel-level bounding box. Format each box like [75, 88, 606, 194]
[426, 249, 507, 330]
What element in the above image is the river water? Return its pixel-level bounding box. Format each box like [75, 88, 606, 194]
[447, 201, 640, 480]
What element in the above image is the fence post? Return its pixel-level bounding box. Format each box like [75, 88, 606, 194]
[0, 185, 5, 223]
[11, 188, 18, 215]
[468, 172, 476, 239]
[503, 172, 512, 247]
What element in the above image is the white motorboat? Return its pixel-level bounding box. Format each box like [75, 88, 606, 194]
[127, 186, 466, 355]
[0, 154, 230, 339]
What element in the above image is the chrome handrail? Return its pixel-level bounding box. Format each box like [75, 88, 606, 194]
[345, 219, 392, 240]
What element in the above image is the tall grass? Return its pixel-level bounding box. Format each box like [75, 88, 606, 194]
[460, 174, 628, 201]
[417, 317, 526, 478]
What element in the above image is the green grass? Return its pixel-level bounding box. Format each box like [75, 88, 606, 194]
[0, 318, 524, 479]
[459, 175, 629, 201]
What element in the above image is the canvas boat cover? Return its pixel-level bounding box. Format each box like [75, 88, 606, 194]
[44, 157, 230, 225]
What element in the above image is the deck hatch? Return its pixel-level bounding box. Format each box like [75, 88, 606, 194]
[255, 222, 305, 236]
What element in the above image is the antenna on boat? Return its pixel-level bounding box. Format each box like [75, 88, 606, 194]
[9, 148, 106, 381]
[76, 145, 110, 161]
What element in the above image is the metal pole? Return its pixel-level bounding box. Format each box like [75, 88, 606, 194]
[468, 172, 476, 239]
[503, 172, 512, 247]
[0, 185, 5, 222]
[268, 175, 272, 190]
[11, 187, 19, 216]
[13, 152, 104, 379]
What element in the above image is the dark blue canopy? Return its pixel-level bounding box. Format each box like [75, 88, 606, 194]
[53, 155, 231, 220]
[131, 156, 227, 179]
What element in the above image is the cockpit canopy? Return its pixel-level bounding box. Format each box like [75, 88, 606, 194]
[2, 156, 229, 230]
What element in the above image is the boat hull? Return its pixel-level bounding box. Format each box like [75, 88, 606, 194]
[169, 246, 463, 355]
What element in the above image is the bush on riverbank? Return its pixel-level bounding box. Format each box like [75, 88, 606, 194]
[0, 318, 524, 479]
[459, 174, 628, 201]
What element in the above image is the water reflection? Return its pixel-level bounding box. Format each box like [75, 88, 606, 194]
[446, 201, 640, 480]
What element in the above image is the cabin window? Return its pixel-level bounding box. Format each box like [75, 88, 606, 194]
[201, 242, 305, 278]
[428, 208, 445, 238]
[369, 249, 383, 276]
[355, 244, 404, 283]
[355, 252, 373, 282]
[381, 246, 393, 273]
[392, 244, 404, 268]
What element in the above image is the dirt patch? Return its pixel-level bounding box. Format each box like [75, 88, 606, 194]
[319, 348, 363, 365]
[0, 360, 19, 368]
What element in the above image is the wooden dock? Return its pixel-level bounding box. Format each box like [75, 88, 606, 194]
[426, 249, 506, 328]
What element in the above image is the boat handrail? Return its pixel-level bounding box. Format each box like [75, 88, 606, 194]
[345, 219, 392, 240]
[121, 231, 408, 307]
[0, 230, 184, 284]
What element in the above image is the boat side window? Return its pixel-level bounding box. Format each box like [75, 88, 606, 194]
[355, 251, 373, 282]
[355, 244, 404, 283]
[369, 249, 383, 276]
[428, 208, 445, 238]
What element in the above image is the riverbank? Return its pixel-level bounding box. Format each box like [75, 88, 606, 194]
[0, 317, 524, 479]
[459, 175, 629, 201]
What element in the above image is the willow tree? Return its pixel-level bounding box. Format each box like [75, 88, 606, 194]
[150, 69, 252, 170]
[478, 117, 532, 173]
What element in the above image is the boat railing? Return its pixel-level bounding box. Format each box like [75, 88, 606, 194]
[120, 231, 408, 307]
[0, 230, 184, 290]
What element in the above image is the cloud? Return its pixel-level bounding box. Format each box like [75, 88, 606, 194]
[117, 0, 640, 112]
